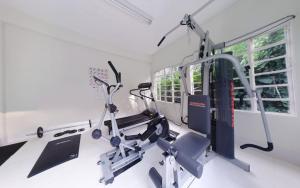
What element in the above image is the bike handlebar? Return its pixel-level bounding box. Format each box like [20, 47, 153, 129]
[129, 87, 155, 101]
[93, 61, 122, 95]
[157, 36, 166, 47]
[93, 76, 109, 87]
[108, 61, 121, 83]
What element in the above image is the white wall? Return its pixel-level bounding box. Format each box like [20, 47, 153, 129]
[0, 4, 151, 63]
[0, 22, 150, 145]
[0, 22, 5, 145]
[151, 0, 300, 165]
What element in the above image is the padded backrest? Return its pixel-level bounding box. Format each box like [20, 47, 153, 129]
[188, 95, 211, 136]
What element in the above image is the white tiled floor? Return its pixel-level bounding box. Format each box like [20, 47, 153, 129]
[1, 122, 300, 188]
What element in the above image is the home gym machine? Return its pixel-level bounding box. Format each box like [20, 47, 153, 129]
[149, 0, 274, 187]
[91, 61, 171, 185]
[104, 82, 159, 134]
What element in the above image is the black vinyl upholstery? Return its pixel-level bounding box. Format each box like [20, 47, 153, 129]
[173, 132, 210, 161]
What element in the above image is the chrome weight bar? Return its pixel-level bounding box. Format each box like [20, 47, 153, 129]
[26, 120, 92, 138]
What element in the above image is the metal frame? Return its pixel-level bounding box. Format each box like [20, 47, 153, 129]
[152, 3, 282, 186]
[96, 83, 139, 183]
[160, 155, 195, 188]
[180, 54, 273, 147]
[99, 140, 154, 184]
[93, 63, 170, 185]
[172, 9, 274, 153]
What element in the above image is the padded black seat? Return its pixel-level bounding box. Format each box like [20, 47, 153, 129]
[153, 132, 210, 180]
[149, 95, 212, 187]
[173, 132, 210, 161]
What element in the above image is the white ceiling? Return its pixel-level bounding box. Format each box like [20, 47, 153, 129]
[0, 0, 238, 56]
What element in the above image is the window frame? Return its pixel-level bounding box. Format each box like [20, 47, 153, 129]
[190, 64, 202, 95]
[248, 24, 295, 114]
[190, 24, 295, 115]
[154, 66, 182, 104]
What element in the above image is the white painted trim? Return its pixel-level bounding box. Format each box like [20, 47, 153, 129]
[285, 22, 297, 115]
[233, 76, 250, 80]
[231, 25, 294, 115]
[234, 98, 251, 101]
[0, 21, 7, 145]
[154, 66, 182, 104]
[255, 84, 288, 88]
[254, 69, 289, 76]
[255, 55, 286, 64]
[248, 38, 257, 112]
[234, 87, 246, 90]
[234, 109, 297, 117]
[253, 39, 286, 52]
[190, 64, 201, 95]
[260, 98, 289, 101]
[156, 100, 175, 104]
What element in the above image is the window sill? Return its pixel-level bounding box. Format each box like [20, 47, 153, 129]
[234, 109, 297, 117]
[157, 100, 180, 105]
[156, 101, 296, 117]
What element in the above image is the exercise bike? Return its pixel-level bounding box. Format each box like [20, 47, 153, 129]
[92, 61, 171, 185]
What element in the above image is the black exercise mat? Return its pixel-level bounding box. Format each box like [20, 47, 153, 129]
[0, 141, 27, 166]
[27, 134, 81, 178]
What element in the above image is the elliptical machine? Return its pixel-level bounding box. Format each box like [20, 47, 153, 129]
[92, 61, 171, 185]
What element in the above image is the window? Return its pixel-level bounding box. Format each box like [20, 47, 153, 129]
[224, 41, 252, 111]
[154, 67, 181, 103]
[191, 64, 202, 95]
[190, 25, 294, 114]
[173, 67, 181, 103]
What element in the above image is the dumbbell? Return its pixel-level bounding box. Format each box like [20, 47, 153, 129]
[26, 120, 92, 138]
